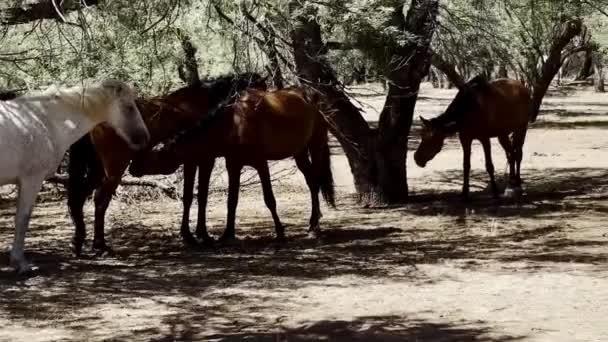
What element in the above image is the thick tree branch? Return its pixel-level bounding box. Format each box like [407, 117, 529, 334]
[0, 0, 101, 25]
[47, 173, 179, 198]
[431, 53, 465, 89]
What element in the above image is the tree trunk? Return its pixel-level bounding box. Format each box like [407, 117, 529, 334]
[498, 64, 508, 78]
[593, 55, 605, 93]
[176, 29, 201, 85]
[0, 0, 100, 25]
[530, 19, 583, 122]
[290, 0, 438, 204]
[576, 49, 593, 80]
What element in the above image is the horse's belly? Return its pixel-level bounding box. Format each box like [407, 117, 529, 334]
[239, 120, 314, 160]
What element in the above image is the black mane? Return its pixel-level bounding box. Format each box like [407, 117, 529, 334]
[431, 75, 489, 133]
[159, 72, 266, 149]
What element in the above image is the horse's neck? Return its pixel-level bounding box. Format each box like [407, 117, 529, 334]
[140, 100, 191, 143]
[38, 97, 102, 149]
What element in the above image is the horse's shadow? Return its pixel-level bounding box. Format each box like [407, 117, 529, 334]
[405, 167, 608, 219]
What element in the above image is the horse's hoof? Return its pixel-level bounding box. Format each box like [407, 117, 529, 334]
[10, 258, 35, 276]
[200, 237, 216, 248]
[181, 233, 199, 247]
[16, 266, 39, 278]
[71, 242, 83, 257]
[218, 235, 239, 246]
[275, 235, 287, 245]
[503, 186, 523, 200]
[71, 236, 86, 257]
[93, 244, 114, 258]
[307, 224, 322, 239]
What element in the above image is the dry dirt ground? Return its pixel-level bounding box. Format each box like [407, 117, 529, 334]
[1, 83, 608, 341]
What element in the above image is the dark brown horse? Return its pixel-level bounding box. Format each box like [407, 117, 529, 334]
[129, 86, 335, 244]
[414, 76, 533, 199]
[67, 73, 267, 255]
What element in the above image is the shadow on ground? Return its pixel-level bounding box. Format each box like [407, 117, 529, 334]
[148, 315, 524, 341]
[0, 162, 606, 340]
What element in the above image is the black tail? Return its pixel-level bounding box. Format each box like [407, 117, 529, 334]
[68, 134, 103, 202]
[310, 125, 336, 208]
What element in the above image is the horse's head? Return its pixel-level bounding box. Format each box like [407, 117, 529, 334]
[129, 142, 181, 177]
[101, 79, 150, 150]
[241, 73, 269, 92]
[414, 116, 447, 168]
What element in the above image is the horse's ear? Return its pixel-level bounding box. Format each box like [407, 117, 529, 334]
[102, 79, 129, 97]
[420, 116, 431, 127]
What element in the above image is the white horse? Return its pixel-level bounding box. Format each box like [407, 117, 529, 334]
[0, 79, 150, 274]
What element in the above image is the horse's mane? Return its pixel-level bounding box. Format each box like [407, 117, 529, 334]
[13, 81, 124, 117]
[152, 72, 266, 150]
[431, 75, 489, 133]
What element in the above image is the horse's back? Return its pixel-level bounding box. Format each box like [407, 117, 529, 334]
[236, 89, 319, 160]
[468, 78, 531, 137]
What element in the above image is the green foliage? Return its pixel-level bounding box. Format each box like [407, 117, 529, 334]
[0, 1, 253, 95]
[0, 0, 607, 94]
[435, 0, 608, 82]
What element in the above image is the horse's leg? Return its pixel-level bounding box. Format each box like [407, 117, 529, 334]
[498, 134, 516, 186]
[68, 179, 98, 257]
[219, 159, 242, 244]
[512, 129, 528, 187]
[294, 152, 321, 238]
[255, 161, 286, 243]
[459, 135, 473, 200]
[480, 137, 499, 199]
[92, 177, 121, 256]
[180, 163, 198, 246]
[195, 158, 216, 245]
[10, 175, 44, 274]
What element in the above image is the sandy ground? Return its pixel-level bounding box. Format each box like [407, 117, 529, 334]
[1, 83, 608, 341]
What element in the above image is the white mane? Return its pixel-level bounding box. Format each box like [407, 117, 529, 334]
[16, 82, 117, 119]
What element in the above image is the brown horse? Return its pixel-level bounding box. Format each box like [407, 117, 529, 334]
[67, 73, 267, 256]
[414, 76, 533, 199]
[129, 86, 335, 244]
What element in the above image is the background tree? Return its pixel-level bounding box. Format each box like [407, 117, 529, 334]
[0, 0, 607, 204]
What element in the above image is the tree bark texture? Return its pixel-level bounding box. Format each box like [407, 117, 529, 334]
[0, 0, 100, 25]
[593, 52, 605, 93]
[576, 49, 593, 80]
[530, 19, 583, 122]
[176, 29, 201, 85]
[290, 0, 439, 204]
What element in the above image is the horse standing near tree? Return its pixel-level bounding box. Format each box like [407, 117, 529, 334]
[129, 86, 335, 244]
[67, 73, 267, 256]
[414, 76, 533, 199]
[0, 80, 149, 274]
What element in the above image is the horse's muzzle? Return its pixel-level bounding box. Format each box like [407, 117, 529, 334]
[128, 130, 151, 151]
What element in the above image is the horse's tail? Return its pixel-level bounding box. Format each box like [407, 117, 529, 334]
[67, 134, 102, 205]
[310, 124, 336, 208]
[529, 101, 540, 123]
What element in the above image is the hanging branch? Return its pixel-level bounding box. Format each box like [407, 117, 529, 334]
[240, 1, 284, 88]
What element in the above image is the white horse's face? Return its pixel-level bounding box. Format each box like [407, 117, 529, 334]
[102, 80, 150, 150]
